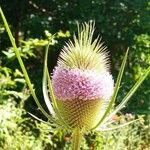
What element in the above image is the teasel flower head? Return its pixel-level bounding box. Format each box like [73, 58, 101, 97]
[52, 22, 114, 130]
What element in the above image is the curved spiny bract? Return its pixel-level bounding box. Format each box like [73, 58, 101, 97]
[58, 22, 110, 72]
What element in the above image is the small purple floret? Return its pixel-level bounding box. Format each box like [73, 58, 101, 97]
[52, 66, 114, 101]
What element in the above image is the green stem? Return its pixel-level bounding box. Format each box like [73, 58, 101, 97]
[72, 128, 82, 150]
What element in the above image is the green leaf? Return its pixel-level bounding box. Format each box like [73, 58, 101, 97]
[42, 41, 55, 115]
[42, 34, 71, 129]
[91, 48, 129, 130]
[97, 118, 140, 132]
[104, 66, 150, 122]
[3, 90, 29, 100]
[28, 112, 51, 124]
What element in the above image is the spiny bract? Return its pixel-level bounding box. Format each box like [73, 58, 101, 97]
[52, 22, 114, 130]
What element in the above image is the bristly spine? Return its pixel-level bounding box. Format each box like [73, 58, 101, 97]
[58, 22, 110, 72]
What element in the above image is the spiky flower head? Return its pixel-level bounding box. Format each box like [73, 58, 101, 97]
[52, 22, 114, 130]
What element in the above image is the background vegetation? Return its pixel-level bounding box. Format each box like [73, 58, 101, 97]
[0, 0, 149, 149]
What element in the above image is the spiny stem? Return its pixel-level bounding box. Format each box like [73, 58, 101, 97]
[72, 128, 83, 150]
[0, 7, 51, 120]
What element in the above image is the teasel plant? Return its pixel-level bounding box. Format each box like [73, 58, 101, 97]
[0, 7, 150, 150]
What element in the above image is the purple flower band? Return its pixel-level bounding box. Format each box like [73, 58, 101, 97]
[52, 66, 114, 101]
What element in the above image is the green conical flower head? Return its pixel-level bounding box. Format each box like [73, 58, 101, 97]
[52, 22, 114, 130]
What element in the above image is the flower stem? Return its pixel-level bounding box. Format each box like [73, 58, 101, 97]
[72, 128, 82, 150]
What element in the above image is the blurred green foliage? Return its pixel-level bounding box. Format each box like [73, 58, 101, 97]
[0, 0, 149, 149]
[125, 34, 150, 113]
[0, 99, 149, 149]
[0, 66, 27, 102]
